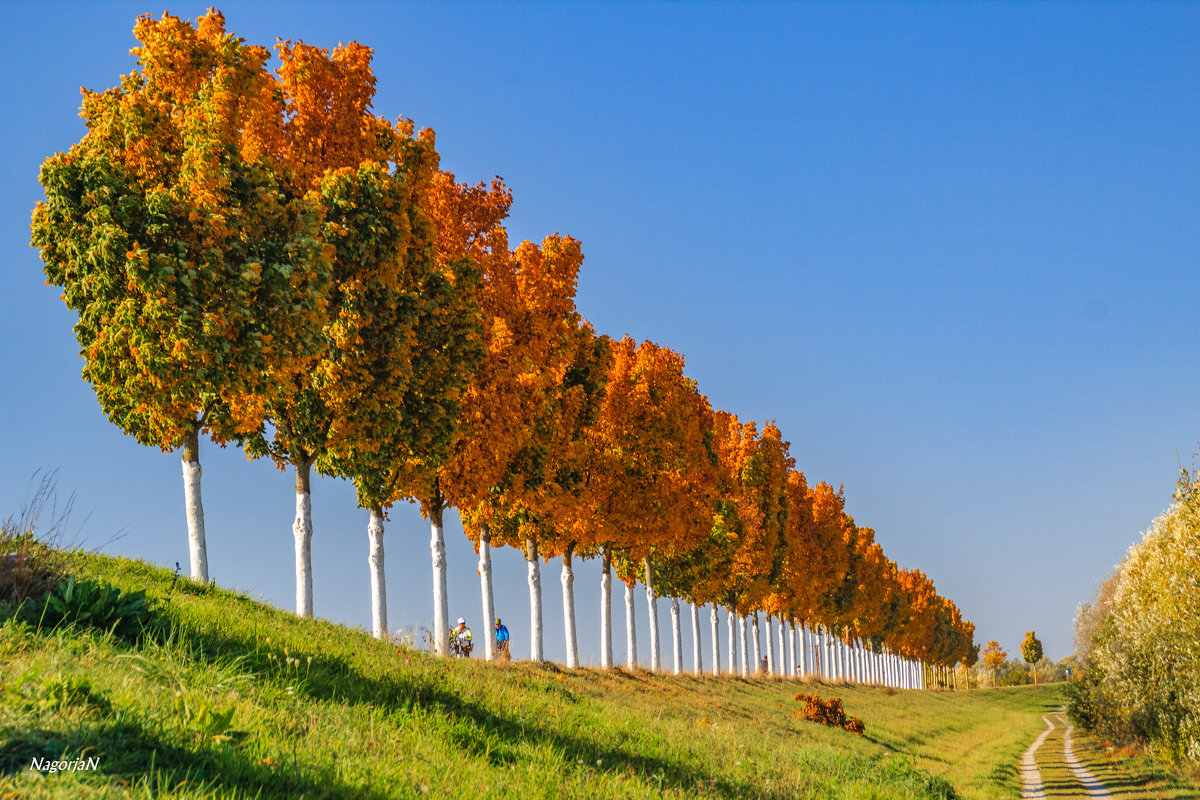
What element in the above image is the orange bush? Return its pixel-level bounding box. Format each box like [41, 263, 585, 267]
[793, 693, 865, 736]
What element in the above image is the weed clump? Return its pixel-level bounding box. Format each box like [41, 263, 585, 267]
[0, 537, 64, 607]
[33, 575, 153, 640]
[793, 692, 865, 735]
[0, 471, 74, 608]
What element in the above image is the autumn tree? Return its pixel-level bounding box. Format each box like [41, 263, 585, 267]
[465, 321, 611, 664]
[573, 338, 718, 671]
[1022, 630, 1043, 685]
[420, 165, 594, 658]
[240, 38, 483, 620]
[981, 640, 1007, 685]
[32, 10, 332, 583]
[521, 324, 612, 667]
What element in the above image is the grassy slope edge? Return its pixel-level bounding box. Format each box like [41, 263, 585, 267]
[2, 551, 1055, 800]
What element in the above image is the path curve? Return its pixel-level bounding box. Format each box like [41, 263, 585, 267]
[1057, 713, 1113, 799]
[1020, 714, 1055, 799]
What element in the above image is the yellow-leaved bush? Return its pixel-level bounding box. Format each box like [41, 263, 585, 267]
[1070, 467, 1200, 764]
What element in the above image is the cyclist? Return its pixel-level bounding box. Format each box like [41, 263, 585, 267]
[450, 617, 473, 658]
[494, 617, 510, 661]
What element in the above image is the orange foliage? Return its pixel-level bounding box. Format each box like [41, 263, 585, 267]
[414, 169, 589, 532]
[572, 337, 719, 570]
[792, 693, 865, 735]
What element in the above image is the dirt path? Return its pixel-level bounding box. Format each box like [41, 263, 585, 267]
[1056, 713, 1114, 798]
[1021, 714, 1055, 799]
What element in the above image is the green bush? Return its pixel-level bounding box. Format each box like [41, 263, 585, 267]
[33, 575, 153, 639]
[995, 666, 1031, 687]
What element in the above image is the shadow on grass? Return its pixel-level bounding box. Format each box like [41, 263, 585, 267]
[169, 621, 843, 800]
[40, 556, 956, 800]
[0, 720, 393, 800]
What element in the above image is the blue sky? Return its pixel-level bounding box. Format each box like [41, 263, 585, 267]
[3, 1, 1199, 664]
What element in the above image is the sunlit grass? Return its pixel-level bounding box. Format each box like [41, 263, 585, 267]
[0, 550, 1172, 799]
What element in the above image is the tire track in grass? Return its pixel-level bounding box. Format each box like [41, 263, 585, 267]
[1021, 714, 1055, 799]
[1056, 713, 1113, 798]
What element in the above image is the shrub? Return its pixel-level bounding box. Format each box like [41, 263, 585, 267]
[996, 664, 1032, 687]
[1072, 466, 1200, 765]
[793, 692, 865, 735]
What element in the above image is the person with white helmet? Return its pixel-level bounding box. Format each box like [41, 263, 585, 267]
[450, 617, 473, 658]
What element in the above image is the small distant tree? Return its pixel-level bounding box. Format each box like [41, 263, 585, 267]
[1022, 630, 1043, 685]
[981, 640, 1006, 686]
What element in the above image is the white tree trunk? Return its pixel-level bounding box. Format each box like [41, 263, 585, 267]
[367, 506, 387, 639]
[625, 581, 637, 669]
[429, 511, 449, 656]
[293, 461, 314, 619]
[796, 623, 806, 676]
[787, 618, 796, 676]
[561, 547, 578, 668]
[821, 627, 831, 680]
[765, 616, 776, 676]
[738, 614, 749, 677]
[691, 602, 703, 676]
[782, 618, 792, 676]
[750, 615, 762, 674]
[526, 536, 543, 662]
[670, 597, 682, 675]
[600, 548, 613, 668]
[181, 429, 208, 583]
[801, 623, 811, 676]
[726, 608, 736, 676]
[478, 526, 495, 661]
[644, 558, 660, 672]
[710, 605, 721, 676]
[811, 626, 819, 678]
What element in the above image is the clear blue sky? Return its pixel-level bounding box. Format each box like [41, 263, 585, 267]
[3, 1, 1198, 664]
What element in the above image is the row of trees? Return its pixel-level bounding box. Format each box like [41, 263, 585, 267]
[1070, 467, 1200, 765]
[31, 10, 976, 678]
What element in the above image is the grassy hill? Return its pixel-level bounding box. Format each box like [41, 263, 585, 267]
[2, 551, 1061, 799]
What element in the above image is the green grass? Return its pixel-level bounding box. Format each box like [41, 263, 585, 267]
[1030, 711, 1200, 800]
[0, 551, 1136, 798]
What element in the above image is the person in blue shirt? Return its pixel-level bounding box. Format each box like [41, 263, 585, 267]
[494, 617, 510, 661]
